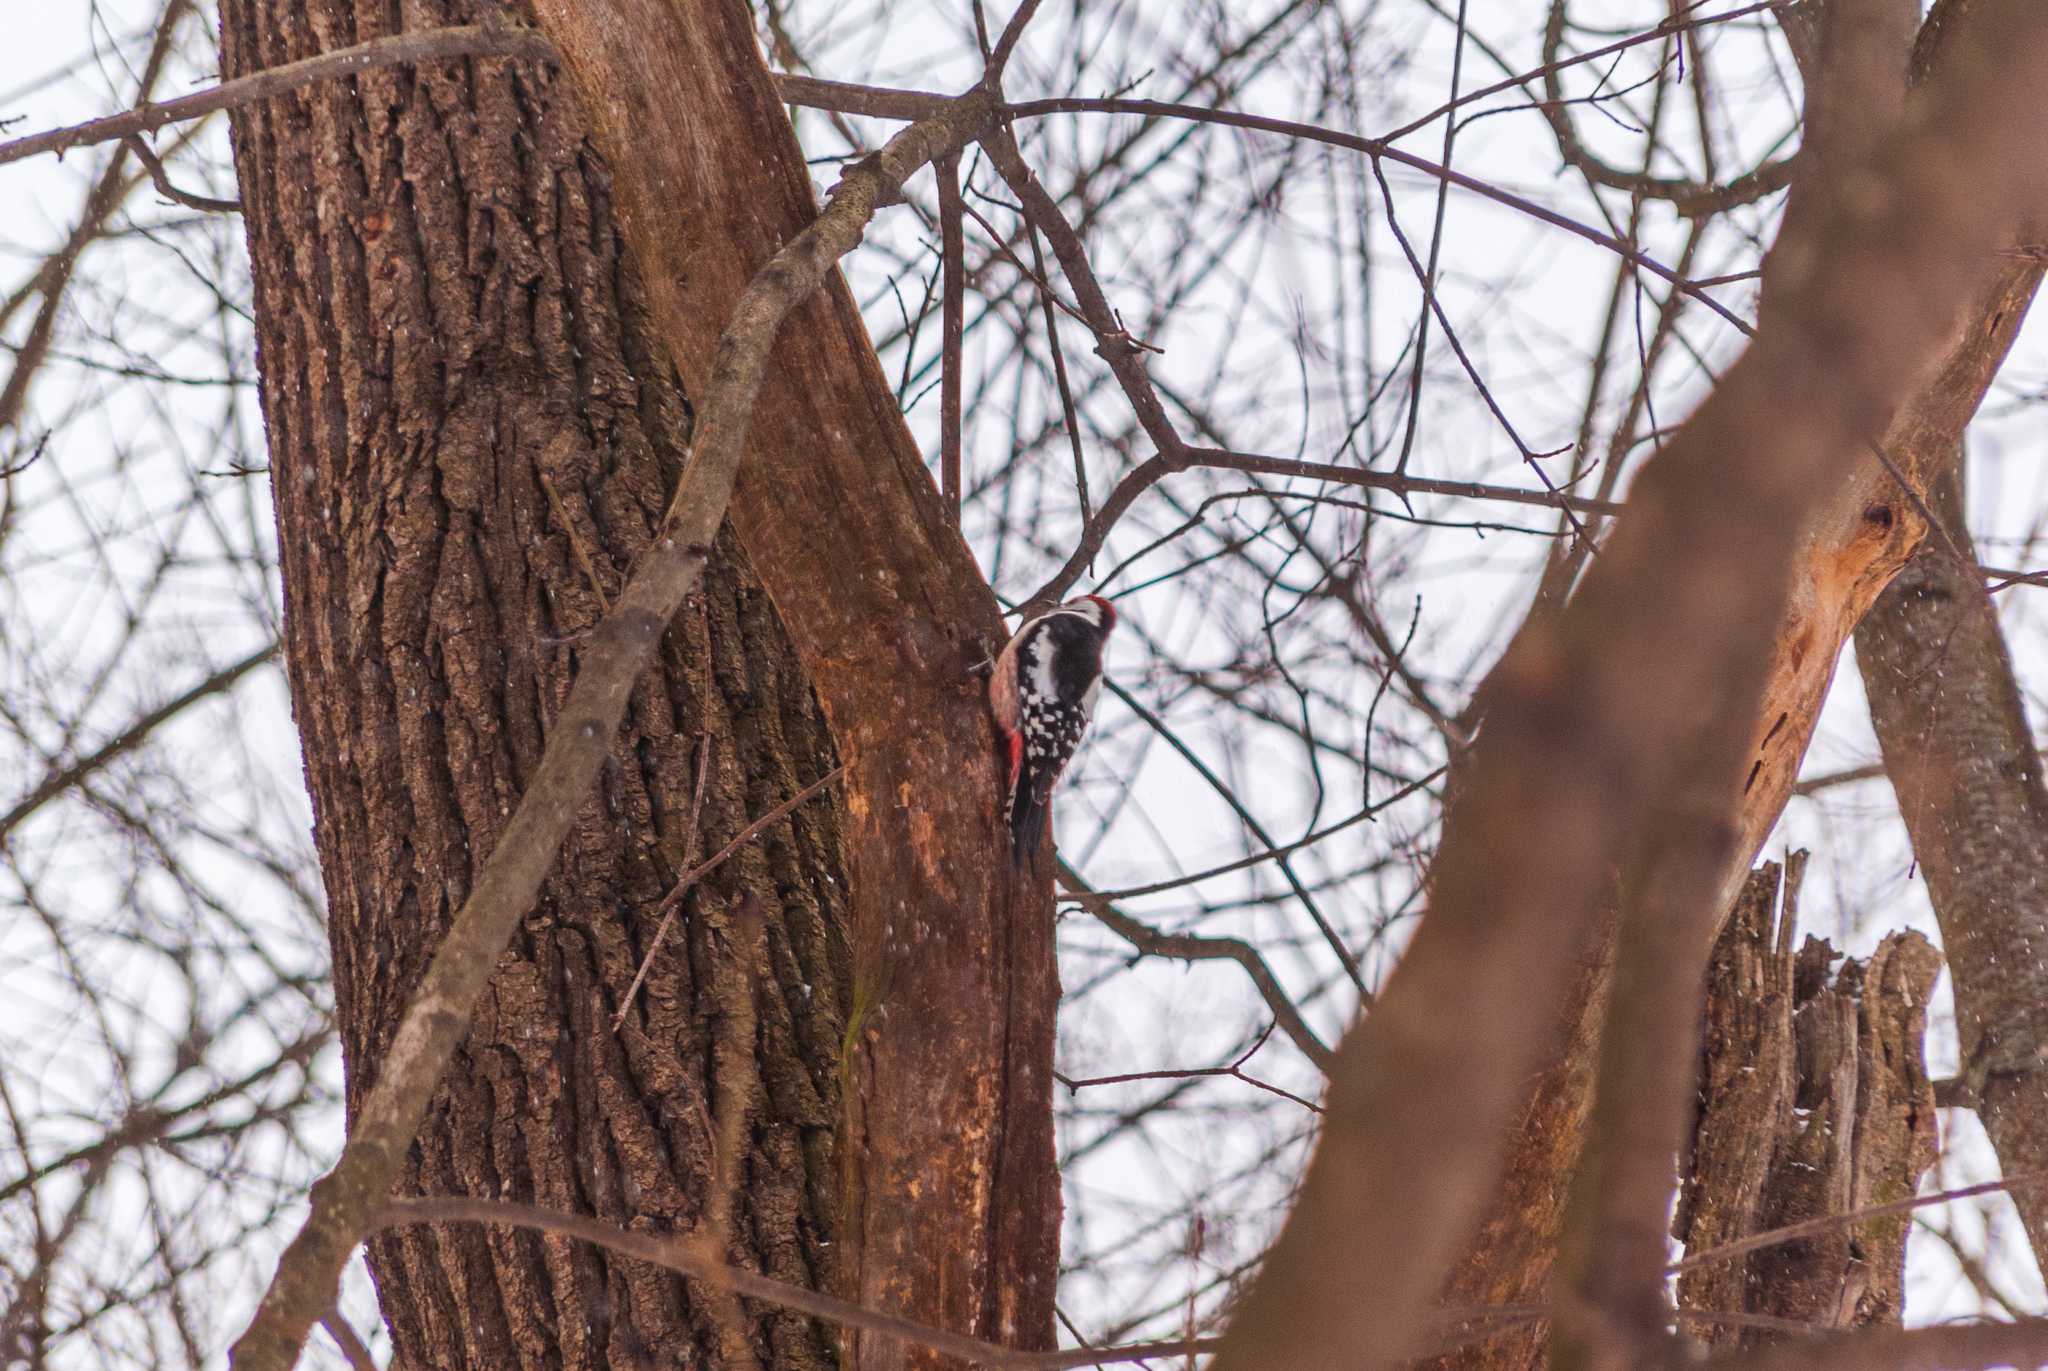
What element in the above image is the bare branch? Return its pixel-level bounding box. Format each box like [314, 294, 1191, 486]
[119, 135, 239, 212]
[1538, 0, 1797, 216]
[1032, 445, 1620, 610]
[0, 640, 278, 845]
[375, 1196, 1224, 1371]
[612, 763, 846, 1030]
[1671, 1170, 2048, 1276]
[0, 25, 556, 169]
[997, 99, 1757, 337]
[1060, 861, 1337, 1073]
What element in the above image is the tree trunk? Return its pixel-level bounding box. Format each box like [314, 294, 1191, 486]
[1856, 452, 2048, 1259]
[1674, 860, 1940, 1345]
[222, 5, 863, 1366]
[1425, 4, 2044, 1361]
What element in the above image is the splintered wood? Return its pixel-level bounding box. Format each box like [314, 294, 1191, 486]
[1674, 857, 1941, 1344]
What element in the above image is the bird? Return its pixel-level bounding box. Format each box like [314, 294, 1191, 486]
[987, 594, 1117, 864]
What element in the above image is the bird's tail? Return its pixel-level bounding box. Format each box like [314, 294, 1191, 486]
[1008, 789, 1049, 868]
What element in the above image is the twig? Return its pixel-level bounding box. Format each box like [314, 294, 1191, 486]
[997, 97, 1756, 338]
[980, 127, 1190, 490]
[938, 150, 965, 522]
[611, 733, 714, 1030]
[228, 81, 997, 1371]
[1059, 860, 1335, 1072]
[1028, 222, 1091, 523]
[0, 432, 47, 478]
[378, 1195, 1222, 1371]
[1102, 677, 1371, 1001]
[0, 26, 557, 169]
[1790, 761, 1886, 796]
[612, 764, 846, 1031]
[0, 640, 279, 845]
[1056, 1054, 1324, 1113]
[537, 469, 612, 612]
[1379, 0, 1785, 143]
[1982, 564, 2048, 592]
[1028, 447, 1620, 612]
[2, 0, 193, 437]
[120, 135, 240, 212]
[1537, 0, 1795, 217]
[1869, 436, 1977, 572]
[1667, 1169, 2048, 1275]
[1063, 765, 1445, 906]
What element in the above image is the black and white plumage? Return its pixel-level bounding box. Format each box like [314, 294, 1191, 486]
[988, 595, 1117, 863]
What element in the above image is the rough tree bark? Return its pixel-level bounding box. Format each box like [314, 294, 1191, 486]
[1428, 2, 2043, 1363]
[507, 4, 1056, 1359]
[221, 1, 1053, 1368]
[1857, 454, 2048, 1259]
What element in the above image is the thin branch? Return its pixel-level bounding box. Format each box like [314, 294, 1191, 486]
[611, 762, 845, 1031]
[1103, 678, 1371, 1001]
[1380, 0, 1788, 143]
[376, 1196, 1223, 1371]
[1059, 860, 1337, 1072]
[1538, 0, 1797, 216]
[0, 25, 557, 169]
[611, 733, 714, 1030]
[1982, 563, 2048, 591]
[0, 640, 278, 845]
[997, 98, 1757, 337]
[2, 0, 193, 435]
[1063, 765, 1445, 905]
[537, 469, 612, 612]
[1790, 761, 1886, 796]
[1030, 444, 1621, 612]
[1057, 1066, 1323, 1113]
[979, 126, 1192, 496]
[1027, 221, 1092, 523]
[119, 134, 239, 212]
[1669, 1171, 2048, 1275]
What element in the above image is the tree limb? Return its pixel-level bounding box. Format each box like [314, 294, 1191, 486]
[0, 640, 278, 845]
[1058, 860, 1337, 1072]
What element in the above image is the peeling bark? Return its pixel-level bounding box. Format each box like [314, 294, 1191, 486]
[1675, 862, 1940, 1346]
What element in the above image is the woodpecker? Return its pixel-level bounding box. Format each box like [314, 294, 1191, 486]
[988, 594, 1118, 863]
